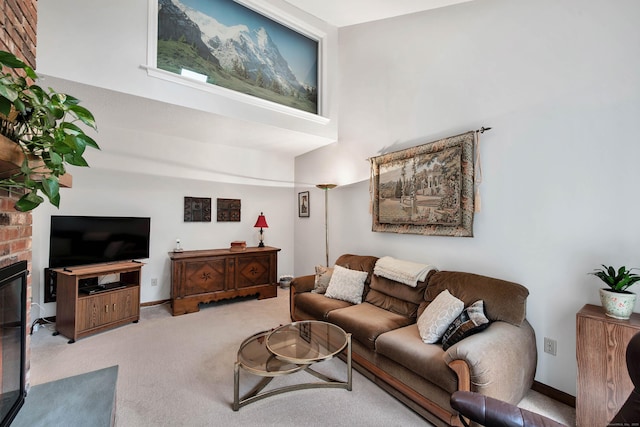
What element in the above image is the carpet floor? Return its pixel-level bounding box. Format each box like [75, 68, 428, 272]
[28, 288, 575, 426]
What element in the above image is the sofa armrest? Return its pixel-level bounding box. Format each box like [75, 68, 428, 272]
[289, 275, 315, 320]
[444, 319, 537, 404]
[290, 274, 315, 294]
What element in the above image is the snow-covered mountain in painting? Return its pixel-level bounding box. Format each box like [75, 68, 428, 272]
[174, 0, 305, 95]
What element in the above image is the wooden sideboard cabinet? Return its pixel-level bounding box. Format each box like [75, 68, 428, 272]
[576, 304, 640, 427]
[54, 261, 142, 343]
[168, 246, 280, 316]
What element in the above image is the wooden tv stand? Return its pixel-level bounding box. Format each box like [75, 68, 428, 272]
[169, 246, 280, 316]
[54, 261, 142, 343]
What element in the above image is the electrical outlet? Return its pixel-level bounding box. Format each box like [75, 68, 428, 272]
[151, 278, 158, 287]
[544, 337, 557, 356]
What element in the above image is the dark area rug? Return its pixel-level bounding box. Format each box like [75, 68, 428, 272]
[12, 365, 118, 427]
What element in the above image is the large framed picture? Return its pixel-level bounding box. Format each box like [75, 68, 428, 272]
[298, 191, 310, 217]
[370, 131, 475, 237]
[156, 0, 319, 114]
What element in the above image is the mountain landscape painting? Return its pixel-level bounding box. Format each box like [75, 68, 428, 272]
[157, 0, 319, 114]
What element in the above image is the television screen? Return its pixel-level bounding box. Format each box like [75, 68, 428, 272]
[49, 216, 151, 268]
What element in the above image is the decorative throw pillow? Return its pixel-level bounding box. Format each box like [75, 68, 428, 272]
[324, 265, 368, 304]
[417, 289, 464, 344]
[312, 265, 334, 294]
[442, 300, 490, 350]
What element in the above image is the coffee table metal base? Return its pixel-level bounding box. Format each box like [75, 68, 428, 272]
[232, 328, 352, 411]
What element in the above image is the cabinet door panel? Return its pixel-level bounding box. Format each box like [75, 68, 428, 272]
[111, 287, 139, 321]
[236, 255, 271, 288]
[77, 294, 111, 332]
[182, 259, 227, 294]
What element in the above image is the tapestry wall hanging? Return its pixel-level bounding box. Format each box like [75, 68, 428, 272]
[370, 131, 475, 237]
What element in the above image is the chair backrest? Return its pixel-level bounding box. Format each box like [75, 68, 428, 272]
[608, 331, 640, 425]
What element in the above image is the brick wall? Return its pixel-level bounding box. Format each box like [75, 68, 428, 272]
[0, 0, 38, 391]
[0, 195, 32, 268]
[0, 0, 38, 66]
[0, 190, 33, 328]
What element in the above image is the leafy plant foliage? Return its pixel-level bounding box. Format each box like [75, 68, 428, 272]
[590, 265, 640, 293]
[0, 50, 99, 211]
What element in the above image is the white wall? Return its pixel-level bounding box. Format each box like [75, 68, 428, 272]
[37, 0, 339, 141]
[32, 166, 294, 317]
[30, 0, 328, 316]
[295, 0, 640, 396]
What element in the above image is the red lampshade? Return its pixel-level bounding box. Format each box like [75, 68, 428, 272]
[254, 212, 269, 228]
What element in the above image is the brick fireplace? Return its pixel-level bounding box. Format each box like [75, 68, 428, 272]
[0, 0, 39, 393]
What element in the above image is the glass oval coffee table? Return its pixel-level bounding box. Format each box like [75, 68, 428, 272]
[233, 320, 352, 411]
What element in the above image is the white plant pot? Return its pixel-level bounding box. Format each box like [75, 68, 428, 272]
[599, 288, 637, 320]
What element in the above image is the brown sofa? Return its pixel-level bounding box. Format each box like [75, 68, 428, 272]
[289, 254, 537, 427]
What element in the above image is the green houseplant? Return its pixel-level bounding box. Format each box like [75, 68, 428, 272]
[590, 265, 639, 319]
[0, 50, 99, 211]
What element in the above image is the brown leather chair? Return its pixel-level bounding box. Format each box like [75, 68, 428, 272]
[451, 331, 640, 427]
[450, 391, 566, 427]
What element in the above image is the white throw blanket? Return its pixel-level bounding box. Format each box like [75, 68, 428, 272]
[374, 256, 437, 287]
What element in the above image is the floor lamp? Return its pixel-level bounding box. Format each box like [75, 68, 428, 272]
[316, 184, 337, 267]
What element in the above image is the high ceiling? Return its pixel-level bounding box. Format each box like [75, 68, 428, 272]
[42, 1, 474, 158]
[283, 0, 473, 27]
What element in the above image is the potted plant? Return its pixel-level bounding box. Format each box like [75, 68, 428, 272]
[0, 50, 99, 211]
[590, 265, 639, 319]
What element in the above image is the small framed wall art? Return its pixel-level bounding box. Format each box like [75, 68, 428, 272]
[184, 197, 212, 222]
[298, 191, 310, 217]
[217, 198, 241, 222]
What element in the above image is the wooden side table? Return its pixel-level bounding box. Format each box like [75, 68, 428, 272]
[576, 304, 640, 426]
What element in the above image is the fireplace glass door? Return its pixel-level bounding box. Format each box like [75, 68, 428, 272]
[0, 260, 27, 427]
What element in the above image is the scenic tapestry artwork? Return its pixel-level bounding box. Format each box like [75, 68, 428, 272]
[371, 132, 475, 237]
[157, 0, 319, 114]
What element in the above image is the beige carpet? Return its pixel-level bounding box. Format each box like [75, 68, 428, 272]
[29, 288, 575, 426]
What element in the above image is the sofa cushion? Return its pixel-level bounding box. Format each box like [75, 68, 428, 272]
[364, 271, 434, 318]
[325, 265, 369, 304]
[335, 254, 379, 282]
[327, 303, 414, 350]
[312, 265, 333, 294]
[441, 300, 490, 350]
[335, 254, 379, 298]
[417, 290, 464, 344]
[376, 324, 458, 394]
[420, 271, 529, 326]
[294, 292, 352, 320]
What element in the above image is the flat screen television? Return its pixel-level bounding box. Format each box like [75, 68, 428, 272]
[49, 216, 151, 268]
